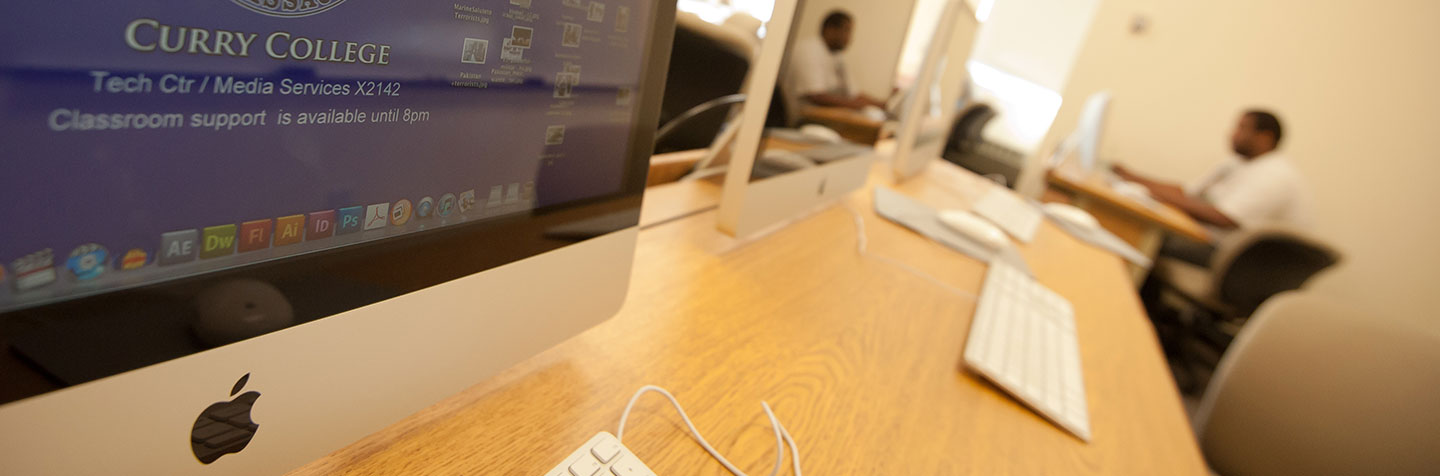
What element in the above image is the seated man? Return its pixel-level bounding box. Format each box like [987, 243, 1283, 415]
[1112, 109, 1314, 265]
[785, 10, 888, 111]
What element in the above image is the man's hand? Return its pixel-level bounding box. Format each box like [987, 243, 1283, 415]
[859, 94, 888, 109]
[1107, 164, 1237, 231]
[803, 93, 870, 111]
[1149, 183, 1239, 230]
[1148, 183, 1188, 205]
[1111, 164, 1142, 183]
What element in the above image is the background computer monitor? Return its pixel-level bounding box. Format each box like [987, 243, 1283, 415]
[890, 0, 967, 180]
[1049, 90, 1112, 174]
[716, 0, 873, 238]
[0, 1, 675, 473]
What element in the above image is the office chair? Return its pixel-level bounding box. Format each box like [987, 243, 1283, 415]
[1148, 226, 1341, 392]
[654, 13, 756, 154]
[1154, 226, 1340, 321]
[944, 103, 996, 156]
[1193, 292, 1440, 476]
[939, 104, 1022, 187]
[765, 83, 794, 129]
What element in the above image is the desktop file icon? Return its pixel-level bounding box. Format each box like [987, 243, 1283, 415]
[337, 207, 364, 235]
[364, 203, 389, 230]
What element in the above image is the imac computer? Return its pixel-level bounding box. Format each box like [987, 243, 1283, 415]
[0, 0, 675, 473]
[889, 0, 967, 180]
[1049, 90, 1113, 175]
[716, 0, 873, 238]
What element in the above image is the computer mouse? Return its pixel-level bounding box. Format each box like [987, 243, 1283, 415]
[798, 124, 843, 144]
[191, 279, 295, 347]
[1043, 203, 1100, 231]
[860, 105, 887, 122]
[938, 209, 1009, 250]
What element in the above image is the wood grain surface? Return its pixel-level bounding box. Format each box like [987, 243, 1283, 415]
[287, 161, 1207, 475]
[647, 149, 711, 187]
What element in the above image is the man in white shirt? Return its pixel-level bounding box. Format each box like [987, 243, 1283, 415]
[785, 11, 887, 111]
[1113, 110, 1314, 263]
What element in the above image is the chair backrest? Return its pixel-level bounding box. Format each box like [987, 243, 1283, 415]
[655, 13, 755, 153]
[764, 83, 792, 129]
[1194, 292, 1440, 476]
[943, 103, 996, 155]
[1208, 226, 1341, 317]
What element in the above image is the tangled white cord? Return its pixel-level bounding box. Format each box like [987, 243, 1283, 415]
[844, 205, 979, 302]
[616, 386, 801, 476]
[609, 207, 977, 476]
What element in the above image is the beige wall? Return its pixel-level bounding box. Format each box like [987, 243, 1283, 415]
[1021, 0, 1440, 317]
[970, 0, 1099, 92]
[790, 0, 918, 98]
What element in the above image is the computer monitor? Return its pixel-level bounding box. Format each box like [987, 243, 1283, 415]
[0, 1, 675, 474]
[716, 0, 873, 238]
[890, 0, 966, 180]
[1049, 90, 1112, 174]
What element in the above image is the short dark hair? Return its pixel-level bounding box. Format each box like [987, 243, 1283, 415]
[822, 10, 852, 30]
[1245, 109, 1283, 145]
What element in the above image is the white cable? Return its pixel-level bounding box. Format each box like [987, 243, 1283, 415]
[617, 385, 801, 476]
[845, 205, 979, 302]
[679, 117, 744, 182]
[850, 205, 871, 253]
[765, 402, 802, 476]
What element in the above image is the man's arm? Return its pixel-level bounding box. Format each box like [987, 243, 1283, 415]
[1112, 164, 1240, 229]
[856, 93, 887, 109]
[1146, 184, 1240, 229]
[802, 92, 886, 110]
[802, 92, 869, 110]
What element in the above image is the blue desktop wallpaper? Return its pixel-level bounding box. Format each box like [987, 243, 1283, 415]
[0, 0, 654, 310]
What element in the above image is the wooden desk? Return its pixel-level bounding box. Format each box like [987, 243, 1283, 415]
[1046, 170, 1211, 280]
[289, 161, 1206, 475]
[638, 178, 721, 229]
[800, 106, 886, 145]
[646, 149, 710, 187]
[645, 135, 853, 188]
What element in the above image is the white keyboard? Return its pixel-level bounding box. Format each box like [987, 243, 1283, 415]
[963, 263, 1092, 441]
[543, 432, 658, 476]
[971, 189, 1042, 243]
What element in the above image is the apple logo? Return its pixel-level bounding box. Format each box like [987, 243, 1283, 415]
[190, 374, 262, 464]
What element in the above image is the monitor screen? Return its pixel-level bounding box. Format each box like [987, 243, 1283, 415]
[0, 0, 662, 404]
[1, 0, 653, 313]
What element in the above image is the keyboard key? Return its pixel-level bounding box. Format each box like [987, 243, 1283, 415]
[590, 437, 621, 464]
[610, 456, 653, 476]
[568, 454, 602, 476]
[542, 432, 654, 476]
